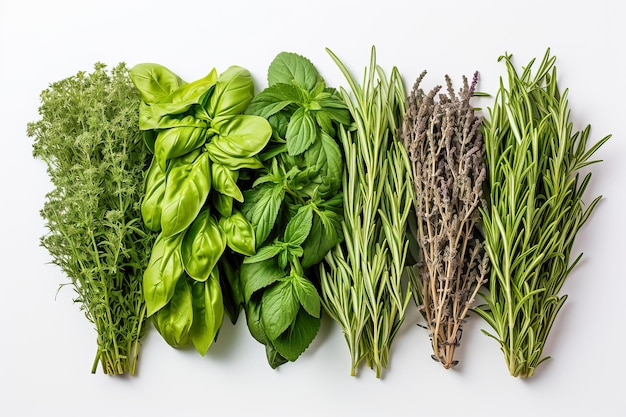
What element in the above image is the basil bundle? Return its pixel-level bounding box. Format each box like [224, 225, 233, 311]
[129, 64, 272, 355]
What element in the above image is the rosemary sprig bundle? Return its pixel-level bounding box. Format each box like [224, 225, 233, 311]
[320, 46, 414, 378]
[474, 49, 610, 378]
[402, 72, 489, 369]
[29, 63, 155, 375]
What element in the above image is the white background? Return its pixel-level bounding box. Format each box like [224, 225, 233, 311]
[1, 1, 624, 416]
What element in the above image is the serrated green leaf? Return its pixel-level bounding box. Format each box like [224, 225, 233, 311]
[286, 107, 317, 155]
[242, 183, 285, 246]
[301, 207, 343, 268]
[292, 274, 321, 318]
[268, 52, 320, 91]
[284, 204, 313, 246]
[261, 279, 299, 340]
[271, 309, 320, 362]
[240, 258, 286, 301]
[245, 83, 304, 118]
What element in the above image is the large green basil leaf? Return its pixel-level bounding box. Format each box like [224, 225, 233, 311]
[181, 209, 225, 281]
[271, 309, 320, 361]
[129, 63, 184, 104]
[142, 157, 166, 232]
[245, 83, 303, 118]
[240, 258, 285, 302]
[152, 277, 193, 348]
[211, 115, 272, 158]
[205, 142, 264, 170]
[286, 107, 317, 156]
[211, 163, 243, 202]
[152, 69, 217, 117]
[155, 126, 208, 170]
[161, 151, 211, 237]
[208, 66, 254, 117]
[212, 193, 233, 218]
[241, 183, 284, 246]
[261, 279, 299, 340]
[140, 110, 208, 131]
[143, 232, 185, 316]
[189, 273, 224, 355]
[267, 52, 320, 91]
[219, 211, 255, 256]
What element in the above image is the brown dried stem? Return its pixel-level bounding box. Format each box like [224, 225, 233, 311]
[401, 71, 489, 369]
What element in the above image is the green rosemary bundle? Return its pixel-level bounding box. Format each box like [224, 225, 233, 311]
[402, 71, 489, 369]
[320, 47, 414, 378]
[29, 63, 155, 375]
[474, 49, 610, 378]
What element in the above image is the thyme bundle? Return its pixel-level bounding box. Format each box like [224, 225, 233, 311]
[402, 72, 489, 369]
[320, 47, 414, 378]
[474, 49, 610, 377]
[29, 63, 155, 374]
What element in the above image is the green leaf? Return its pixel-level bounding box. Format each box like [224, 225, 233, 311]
[268, 52, 320, 91]
[211, 163, 243, 202]
[240, 258, 286, 301]
[261, 279, 299, 340]
[143, 232, 185, 316]
[220, 211, 256, 256]
[208, 66, 255, 117]
[181, 209, 226, 281]
[301, 206, 343, 268]
[152, 277, 193, 348]
[129, 63, 184, 104]
[242, 183, 285, 246]
[245, 83, 303, 118]
[212, 193, 233, 218]
[303, 132, 343, 197]
[271, 309, 320, 362]
[244, 296, 270, 345]
[286, 107, 317, 155]
[161, 151, 211, 237]
[292, 273, 321, 318]
[142, 157, 166, 232]
[205, 142, 264, 170]
[152, 69, 217, 116]
[265, 345, 288, 369]
[211, 115, 272, 158]
[243, 244, 284, 264]
[155, 126, 208, 170]
[189, 273, 224, 355]
[284, 204, 313, 246]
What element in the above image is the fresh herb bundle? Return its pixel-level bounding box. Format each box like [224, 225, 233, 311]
[402, 71, 489, 369]
[129, 63, 272, 355]
[474, 49, 610, 377]
[320, 47, 414, 378]
[240, 52, 351, 368]
[28, 63, 155, 375]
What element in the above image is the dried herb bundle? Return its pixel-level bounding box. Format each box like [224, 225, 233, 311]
[474, 49, 610, 377]
[402, 72, 489, 369]
[29, 63, 155, 374]
[320, 47, 414, 378]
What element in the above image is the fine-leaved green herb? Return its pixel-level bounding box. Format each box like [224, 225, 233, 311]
[320, 47, 414, 378]
[29, 63, 155, 375]
[402, 71, 489, 369]
[474, 49, 611, 378]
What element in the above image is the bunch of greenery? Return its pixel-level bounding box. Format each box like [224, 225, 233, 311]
[401, 71, 489, 369]
[474, 49, 610, 377]
[240, 52, 351, 368]
[29, 63, 156, 375]
[320, 47, 414, 378]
